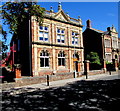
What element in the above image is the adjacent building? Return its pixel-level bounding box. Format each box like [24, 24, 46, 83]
[83, 20, 119, 69]
[9, 3, 84, 77]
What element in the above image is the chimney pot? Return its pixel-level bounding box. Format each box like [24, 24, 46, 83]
[86, 19, 91, 28]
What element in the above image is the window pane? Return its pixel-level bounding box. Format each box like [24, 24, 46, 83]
[57, 29, 60, 33]
[57, 39, 60, 42]
[40, 26, 43, 30]
[58, 53, 61, 57]
[61, 40, 64, 43]
[61, 35, 65, 43]
[45, 58, 49, 67]
[44, 26, 48, 31]
[61, 30, 64, 33]
[45, 38, 48, 41]
[62, 58, 65, 66]
[75, 41, 78, 44]
[72, 32, 75, 35]
[57, 34, 60, 39]
[39, 32, 43, 40]
[58, 58, 61, 66]
[75, 33, 78, 36]
[44, 32, 49, 41]
[43, 52, 46, 56]
[39, 37, 43, 40]
[72, 41, 74, 44]
[40, 58, 44, 67]
[40, 52, 43, 56]
[44, 32, 48, 37]
[72, 37, 74, 41]
[46, 52, 49, 56]
[39, 31, 43, 36]
[75, 38, 78, 44]
[61, 35, 64, 40]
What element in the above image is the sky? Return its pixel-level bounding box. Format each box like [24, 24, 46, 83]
[38, 2, 118, 32]
[1, 2, 119, 51]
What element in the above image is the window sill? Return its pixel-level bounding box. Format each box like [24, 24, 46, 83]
[40, 67, 50, 69]
[58, 66, 66, 69]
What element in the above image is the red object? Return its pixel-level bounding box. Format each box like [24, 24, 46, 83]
[0, 76, 4, 78]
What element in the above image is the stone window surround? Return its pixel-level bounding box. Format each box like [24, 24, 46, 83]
[38, 24, 50, 42]
[56, 27, 65, 44]
[39, 50, 49, 68]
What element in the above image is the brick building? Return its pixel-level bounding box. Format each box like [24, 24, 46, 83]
[118, 38, 120, 63]
[9, 3, 84, 77]
[83, 20, 119, 69]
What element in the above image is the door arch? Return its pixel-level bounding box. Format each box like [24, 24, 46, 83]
[73, 53, 79, 72]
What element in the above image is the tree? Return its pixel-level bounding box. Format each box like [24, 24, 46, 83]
[86, 52, 101, 65]
[0, 2, 45, 60]
[1, 2, 45, 34]
[0, 25, 8, 59]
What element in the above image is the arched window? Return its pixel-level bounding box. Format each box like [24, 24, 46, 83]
[73, 53, 79, 60]
[58, 51, 65, 66]
[40, 50, 49, 67]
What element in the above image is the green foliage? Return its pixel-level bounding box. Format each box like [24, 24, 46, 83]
[7, 64, 12, 69]
[106, 61, 112, 65]
[86, 52, 101, 65]
[1, 2, 45, 34]
[0, 25, 8, 59]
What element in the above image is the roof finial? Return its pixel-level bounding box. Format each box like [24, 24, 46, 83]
[112, 24, 114, 28]
[50, 6, 53, 12]
[66, 12, 69, 16]
[58, 2, 62, 11]
[78, 16, 80, 20]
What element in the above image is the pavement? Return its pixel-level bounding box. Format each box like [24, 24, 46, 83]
[14, 71, 120, 90]
[1, 71, 120, 111]
[0, 72, 120, 111]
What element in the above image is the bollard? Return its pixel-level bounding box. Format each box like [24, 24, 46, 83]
[86, 72, 88, 79]
[47, 75, 49, 86]
[109, 71, 111, 75]
[74, 71, 76, 78]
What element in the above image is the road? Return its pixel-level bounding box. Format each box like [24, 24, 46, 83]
[1, 72, 120, 111]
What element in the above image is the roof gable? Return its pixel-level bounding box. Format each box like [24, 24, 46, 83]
[54, 10, 70, 22]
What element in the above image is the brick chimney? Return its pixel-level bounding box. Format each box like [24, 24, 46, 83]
[86, 19, 91, 28]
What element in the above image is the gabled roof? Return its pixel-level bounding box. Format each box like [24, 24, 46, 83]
[44, 5, 82, 27]
[54, 9, 70, 22]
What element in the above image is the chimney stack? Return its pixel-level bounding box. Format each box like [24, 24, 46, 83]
[86, 19, 91, 28]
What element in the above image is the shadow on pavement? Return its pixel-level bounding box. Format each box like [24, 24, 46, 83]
[2, 79, 120, 111]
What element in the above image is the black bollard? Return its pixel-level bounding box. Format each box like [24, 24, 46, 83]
[86, 72, 88, 79]
[47, 75, 49, 86]
[109, 71, 111, 75]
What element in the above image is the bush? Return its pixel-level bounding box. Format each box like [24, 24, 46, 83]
[86, 52, 102, 70]
[86, 52, 101, 65]
[106, 61, 112, 65]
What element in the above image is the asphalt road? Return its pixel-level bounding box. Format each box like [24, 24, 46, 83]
[1, 73, 120, 111]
